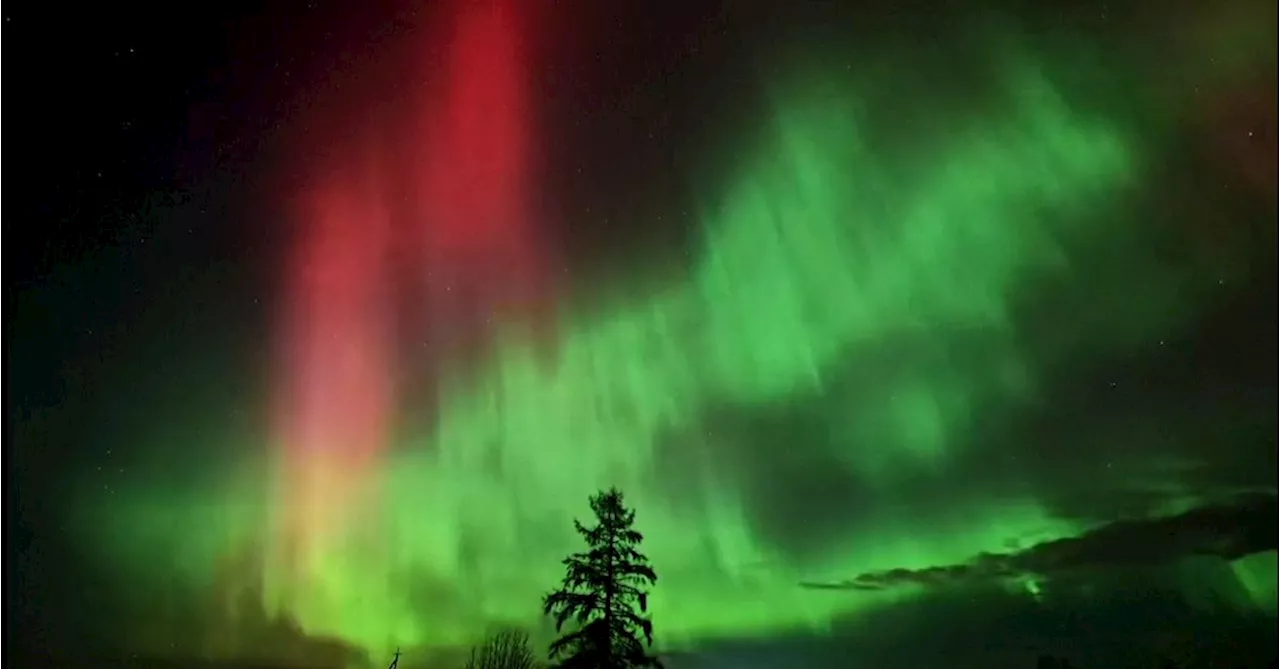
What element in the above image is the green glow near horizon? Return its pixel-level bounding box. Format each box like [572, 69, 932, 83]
[74, 44, 1266, 665]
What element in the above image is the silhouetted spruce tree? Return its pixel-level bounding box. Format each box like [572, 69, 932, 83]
[543, 487, 661, 669]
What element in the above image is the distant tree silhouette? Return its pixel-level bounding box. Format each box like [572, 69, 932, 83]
[543, 487, 661, 669]
[464, 628, 537, 669]
[1037, 654, 1080, 669]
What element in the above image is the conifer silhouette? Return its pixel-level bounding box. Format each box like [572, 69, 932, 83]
[543, 487, 662, 668]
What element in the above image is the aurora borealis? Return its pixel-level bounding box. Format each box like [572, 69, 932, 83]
[10, 1, 1277, 668]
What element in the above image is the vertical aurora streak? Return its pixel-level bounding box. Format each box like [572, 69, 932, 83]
[267, 0, 553, 650]
[410, 0, 552, 372]
[269, 152, 396, 625]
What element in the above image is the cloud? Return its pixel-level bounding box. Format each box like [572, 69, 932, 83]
[802, 492, 1278, 592]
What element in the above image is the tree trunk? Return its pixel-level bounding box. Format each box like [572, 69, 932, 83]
[604, 524, 615, 668]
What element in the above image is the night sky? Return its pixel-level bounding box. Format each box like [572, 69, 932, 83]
[7, 1, 1278, 668]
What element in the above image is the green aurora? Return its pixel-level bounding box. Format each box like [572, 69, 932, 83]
[70, 35, 1274, 665]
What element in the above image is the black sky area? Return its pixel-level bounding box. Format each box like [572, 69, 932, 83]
[5, 0, 1278, 667]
